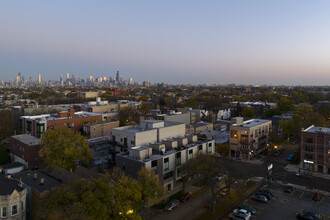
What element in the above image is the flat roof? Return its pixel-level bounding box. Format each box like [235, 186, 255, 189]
[13, 170, 62, 193]
[11, 134, 40, 146]
[304, 125, 330, 134]
[112, 121, 183, 133]
[0, 175, 24, 195]
[21, 111, 102, 121]
[232, 119, 271, 128]
[0, 162, 25, 170]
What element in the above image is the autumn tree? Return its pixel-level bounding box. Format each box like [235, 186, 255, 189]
[215, 143, 230, 156]
[139, 103, 153, 114]
[38, 173, 143, 220]
[39, 126, 92, 171]
[137, 167, 164, 206]
[119, 107, 139, 126]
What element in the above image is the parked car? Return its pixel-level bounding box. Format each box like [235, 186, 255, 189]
[251, 194, 268, 203]
[259, 189, 275, 197]
[164, 199, 180, 211]
[239, 204, 256, 214]
[180, 192, 192, 203]
[279, 147, 285, 152]
[229, 209, 251, 220]
[296, 172, 312, 179]
[255, 191, 272, 200]
[287, 154, 294, 161]
[296, 209, 321, 219]
[312, 192, 321, 201]
[284, 184, 293, 193]
[212, 153, 222, 158]
[273, 151, 281, 157]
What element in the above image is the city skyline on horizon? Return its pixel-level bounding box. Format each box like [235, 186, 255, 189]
[1, 1, 330, 86]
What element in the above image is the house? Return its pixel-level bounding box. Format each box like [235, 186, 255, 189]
[0, 175, 27, 220]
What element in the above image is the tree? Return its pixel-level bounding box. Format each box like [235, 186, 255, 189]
[119, 107, 139, 126]
[140, 103, 153, 114]
[264, 108, 281, 118]
[39, 126, 92, 171]
[215, 143, 230, 156]
[38, 173, 142, 220]
[137, 167, 164, 206]
[279, 119, 294, 141]
[241, 107, 255, 119]
[279, 97, 294, 112]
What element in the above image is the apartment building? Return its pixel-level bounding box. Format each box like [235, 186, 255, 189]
[21, 109, 103, 138]
[111, 120, 186, 151]
[116, 135, 215, 190]
[229, 117, 272, 160]
[83, 120, 119, 139]
[10, 134, 42, 169]
[300, 125, 330, 174]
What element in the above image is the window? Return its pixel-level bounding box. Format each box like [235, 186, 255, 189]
[21, 201, 24, 211]
[265, 126, 268, 133]
[151, 160, 157, 169]
[305, 137, 313, 143]
[198, 145, 203, 151]
[255, 129, 258, 137]
[71, 123, 74, 127]
[176, 152, 181, 165]
[230, 130, 238, 138]
[208, 143, 212, 153]
[305, 146, 313, 152]
[11, 205, 18, 216]
[163, 171, 173, 180]
[1, 207, 6, 218]
[305, 154, 313, 160]
[164, 158, 169, 171]
[318, 146, 324, 150]
[93, 127, 96, 131]
[188, 149, 193, 160]
[131, 141, 135, 145]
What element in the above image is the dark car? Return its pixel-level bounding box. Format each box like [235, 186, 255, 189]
[180, 192, 192, 203]
[255, 191, 271, 200]
[164, 199, 180, 211]
[273, 151, 281, 157]
[251, 194, 268, 203]
[312, 193, 321, 201]
[260, 189, 275, 197]
[284, 184, 293, 193]
[296, 209, 320, 219]
[287, 154, 294, 161]
[239, 204, 256, 214]
[279, 148, 285, 152]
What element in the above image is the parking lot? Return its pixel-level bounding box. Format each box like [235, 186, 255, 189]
[237, 183, 330, 220]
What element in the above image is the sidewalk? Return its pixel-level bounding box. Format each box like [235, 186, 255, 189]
[284, 164, 330, 180]
[274, 180, 330, 196]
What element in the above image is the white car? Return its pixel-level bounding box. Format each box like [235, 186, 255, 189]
[229, 209, 251, 220]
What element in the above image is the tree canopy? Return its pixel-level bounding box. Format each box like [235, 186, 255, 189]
[39, 126, 92, 171]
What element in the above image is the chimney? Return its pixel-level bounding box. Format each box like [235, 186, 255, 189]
[40, 178, 45, 185]
[34, 172, 37, 180]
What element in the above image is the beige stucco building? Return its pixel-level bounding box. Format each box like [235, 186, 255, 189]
[229, 117, 272, 160]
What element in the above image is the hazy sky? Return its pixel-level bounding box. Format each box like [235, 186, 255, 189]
[1, 0, 330, 85]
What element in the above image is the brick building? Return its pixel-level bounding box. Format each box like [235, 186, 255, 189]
[300, 125, 330, 174]
[10, 134, 42, 169]
[21, 109, 103, 138]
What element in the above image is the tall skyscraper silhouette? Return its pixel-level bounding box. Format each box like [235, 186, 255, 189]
[116, 71, 120, 83]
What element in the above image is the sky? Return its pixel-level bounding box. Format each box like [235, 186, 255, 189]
[1, 0, 330, 85]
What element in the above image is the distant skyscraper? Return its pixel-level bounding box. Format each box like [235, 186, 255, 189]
[38, 74, 41, 84]
[129, 77, 133, 85]
[60, 74, 63, 86]
[116, 71, 120, 82]
[66, 73, 69, 80]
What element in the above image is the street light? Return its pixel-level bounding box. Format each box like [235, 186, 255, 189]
[274, 145, 278, 150]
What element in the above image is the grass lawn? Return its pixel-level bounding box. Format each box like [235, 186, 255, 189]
[0, 144, 9, 165]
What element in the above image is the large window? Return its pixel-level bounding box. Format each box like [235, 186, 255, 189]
[188, 149, 193, 160]
[151, 160, 157, 170]
[21, 201, 24, 211]
[198, 145, 203, 151]
[176, 152, 181, 166]
[11, 205, 18, 216]
[164, 158, 169, 171]
[1, 207, 6, 218]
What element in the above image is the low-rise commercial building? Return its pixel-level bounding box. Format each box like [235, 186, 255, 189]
[300, 125, 330, 174]
[229, 117, 272, 160]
